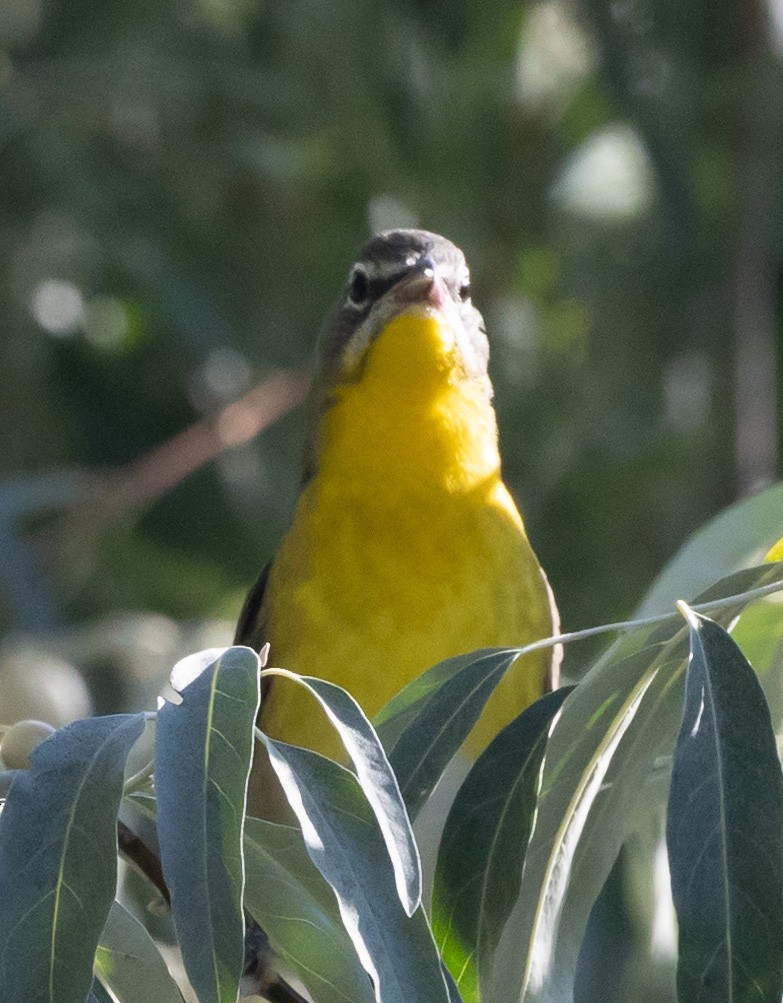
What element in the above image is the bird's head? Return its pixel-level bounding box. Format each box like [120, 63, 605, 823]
[304, 230, 494, 482]
[318, 228, 489, 389]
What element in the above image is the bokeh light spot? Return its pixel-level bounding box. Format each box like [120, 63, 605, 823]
[30, 279, 84, 336]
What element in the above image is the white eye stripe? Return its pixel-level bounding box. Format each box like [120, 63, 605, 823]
[349, 263, 370, 282]
[346, 255, 472, 307]
[352, 257, 414, 282]
[347, 264, 371, 308]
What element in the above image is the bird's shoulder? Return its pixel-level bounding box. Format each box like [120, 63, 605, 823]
[234, 560, 271, 651]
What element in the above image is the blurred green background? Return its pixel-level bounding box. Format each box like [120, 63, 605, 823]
[1, 4, 781, 1000]
[1, 0, 781, 711]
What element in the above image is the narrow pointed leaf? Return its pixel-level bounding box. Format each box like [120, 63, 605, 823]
[441, 960, 463, 1002]
[380, 649, 522, 820]
[668, 608, 783, 1002]
[374, 649, 502, 747]
[433, 689, 572, 1003]
[243, 817, 374, 1003]
[637, 481, 783, 616]
[732, 598, 783, 733]
[265, 670, 420, 914]
[513, 563, 783, 1003]
[0, 714, 144, 1003]
[266, 738, 453, 1003]
[94, 899, 183, 1003]
[88, 979, 114, 1003]
[156, 646, 261, 1003]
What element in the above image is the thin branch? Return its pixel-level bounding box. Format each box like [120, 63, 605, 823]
[251, 576, 783, 680]
[117, 820, 170, 904]
[97, 368, 310, 518]
[123, 758, 155, 795]
[505, 575, 783, 661]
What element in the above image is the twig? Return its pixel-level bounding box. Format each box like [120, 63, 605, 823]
[99, 369, 310, 517]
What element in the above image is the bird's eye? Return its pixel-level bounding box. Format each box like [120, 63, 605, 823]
[348, 265, 370, 307]
[459, 280, 471, 302]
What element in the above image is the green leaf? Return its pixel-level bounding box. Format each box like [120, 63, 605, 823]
[732, 597, 783, 676]
[94, 899, 184, 1003]
[512, 563, 783, 1002]
[0, 714, 145, 1003]
[432, 689, 572, 1003]
[88, 979, 114, 1003]
[265, 670, 420, 915]
[637, 481, 783, 616]
[266, 739, 455, 1003]
[378, 649, 522, 820]
[441, 960, 463, 1002]
[243, 817, 374, 1003]
[668, 608, 783, 1002]
[156, 646, 261, 1003]
[374, 650, 501, 744]
[731, 598, 783, 733]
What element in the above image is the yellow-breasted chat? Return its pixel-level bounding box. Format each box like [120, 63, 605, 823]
[235, 229, 559, 816]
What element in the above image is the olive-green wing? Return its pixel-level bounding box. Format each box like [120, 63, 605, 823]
[234, 562, 274, 704]
[234, 562, 270, 649]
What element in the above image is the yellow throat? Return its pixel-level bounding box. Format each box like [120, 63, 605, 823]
[320, 311, 501, 493]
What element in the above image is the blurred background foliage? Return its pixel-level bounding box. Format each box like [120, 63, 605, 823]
[0, 0, 781, 710]
[1, 3, 782, 1001]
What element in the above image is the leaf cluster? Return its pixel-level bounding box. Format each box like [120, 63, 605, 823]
[0, 486, 782, 1002]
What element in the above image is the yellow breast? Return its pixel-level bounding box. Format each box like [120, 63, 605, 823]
[260, 312, 555, 757]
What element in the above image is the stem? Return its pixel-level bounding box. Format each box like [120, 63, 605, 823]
[504, 576, 783, 661]
[123, 758, 155, 795]
[121, 711, 158, 794]
[117, 820, 170, 904]
[255, 577, 783, 675]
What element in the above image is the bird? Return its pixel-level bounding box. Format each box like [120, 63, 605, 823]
[235, 228, 559, 815]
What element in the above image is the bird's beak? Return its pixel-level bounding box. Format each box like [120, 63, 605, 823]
[389, 257, 449, 312]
